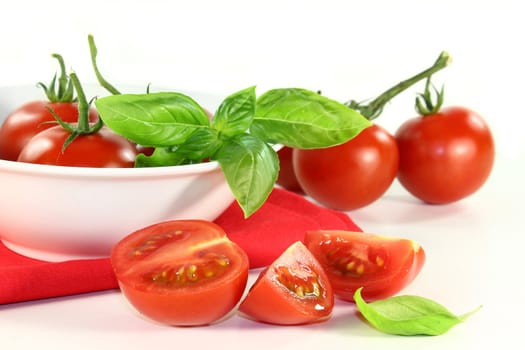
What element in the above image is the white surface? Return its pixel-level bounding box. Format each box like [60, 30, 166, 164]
[1, 0, 524, 349]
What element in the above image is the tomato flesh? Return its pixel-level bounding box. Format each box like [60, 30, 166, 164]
[239, 241, 333, 325]
[293, 124, 398, 210]
[304, 230, 425, 302]
[17, 125, 137, 168]
[111, 220, 249, 326]
[0, 101, 98, 161]
[395, 106, 495, 204]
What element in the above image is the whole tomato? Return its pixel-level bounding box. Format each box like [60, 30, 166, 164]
[17, 125, 137, 168]
[395, 106, 495, 204]
[0, 54, 98, 161]
[276, 146, 304, 193]
[293, 124, 399, 211]
[17, 71, 137, 168]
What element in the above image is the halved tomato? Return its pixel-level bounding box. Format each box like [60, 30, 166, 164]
[304, 230, 425, 302]
[238, 241, 334, 325]
[111, 220, 249, 326]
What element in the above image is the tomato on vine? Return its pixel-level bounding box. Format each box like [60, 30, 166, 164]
[0, 54, 99, 161]
[17, 71, 137, 168]
[395, 78, 495, 204]
[293, 52, 451, 210]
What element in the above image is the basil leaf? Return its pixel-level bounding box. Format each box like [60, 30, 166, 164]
[215, 133, 279, 218]
[171, 127, 221, 161]
[135, 147, 188, 167]
[211, 86, 256, 137]
[95, 92, 210, 147]
[354, 288, 481, 336]
[252, 88, 371, 148]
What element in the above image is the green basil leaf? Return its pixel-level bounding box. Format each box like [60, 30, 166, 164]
[135, 147, 188, 167]
[252, 88, 371, 148]
[95, 92, 210, 147]
[354, 288, 481, 336]
[211, 86, 256, 137]
[215, 133, 279, 218]
[171, 127, 221, 161]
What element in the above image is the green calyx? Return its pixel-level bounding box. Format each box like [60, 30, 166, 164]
[37, 53, 76, 103]
[415, 77, 445, 116]
[47, 71, 102, 152]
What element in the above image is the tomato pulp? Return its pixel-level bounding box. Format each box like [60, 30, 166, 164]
[0, 101, 99, 161]
[111, 220, 249, 326]
[293, 124, 399, 210]
[305, 230, 425, 302]
[395, 106, 495, 204]
[239, 241, 334, 325]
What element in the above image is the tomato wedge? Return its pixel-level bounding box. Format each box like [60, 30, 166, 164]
[111, 220, 249, 326]
[304, 230, 425, 302]
[238, 241, 334, 325]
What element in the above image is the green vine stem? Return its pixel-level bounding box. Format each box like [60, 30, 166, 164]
[88, 34, 121, 95]
[37, 53, 75, 102]
[345, 51, 451, 120]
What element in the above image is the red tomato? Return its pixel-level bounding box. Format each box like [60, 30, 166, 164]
[17, 125, 137, 168]
[304, 230, 425, 302]
[293, 124, 399, 210]
[395, 106, 495, 204]
[239, 241, 334, 325]
[276, 146, 304, 193]
[0, 101, 99, 161]
[111, 220, 249, 326]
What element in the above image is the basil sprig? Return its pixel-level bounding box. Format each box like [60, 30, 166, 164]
[95, 87, 370, 217]
[354, 288, 481, 336]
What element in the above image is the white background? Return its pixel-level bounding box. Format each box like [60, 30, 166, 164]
[1, 0, 524, 349]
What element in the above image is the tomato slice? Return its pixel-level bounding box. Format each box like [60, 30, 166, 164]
[304, 230, 425, 302]
[238, 241, 334, 325]
[111, 220, 249, 326]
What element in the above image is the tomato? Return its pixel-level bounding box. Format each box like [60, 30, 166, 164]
[238, 241, 334, 325]
[17, 125, 137, 168]
[275, 146, 304, 193]
[304, 230, 425, 302]
[0, 101, 99, 161]
[395, 106, 495, 204]
[293, 124, 399, 210]
[111, 220, 249, 326]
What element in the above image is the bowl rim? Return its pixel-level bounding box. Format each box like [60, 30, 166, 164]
[0, 158, 222, 178]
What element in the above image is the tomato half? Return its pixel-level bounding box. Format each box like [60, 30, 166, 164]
[395, 106, 495, 204]
[238, 241, 334, 325]
[17, 125, 137, 168]
[304, 230, 425, 302]
[293, 124, 399, 210]
[111, 220, 249, 326]
[0, 101, 99, 161]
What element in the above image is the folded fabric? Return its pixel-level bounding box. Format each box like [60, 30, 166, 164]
[0, 188, 361, 305]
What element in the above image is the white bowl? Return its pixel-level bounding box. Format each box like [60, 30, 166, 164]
[0, 84, 235, 262]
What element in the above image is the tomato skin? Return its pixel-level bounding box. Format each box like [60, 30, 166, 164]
[395, 106, 495, 204]
[0, 101, 99, 161]
[276, 146, 304, 193]
[111, 220, 249, 326]
[293, 124, 399, 210]
[239, 241, 334, 325]
[304, 230, 425, 302]
[17, 125, 137, 168]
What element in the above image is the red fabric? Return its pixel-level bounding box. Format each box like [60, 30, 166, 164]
[0, 188, 361, 304]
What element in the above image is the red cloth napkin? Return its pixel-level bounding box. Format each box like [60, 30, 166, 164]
[0, 188, 361, 304]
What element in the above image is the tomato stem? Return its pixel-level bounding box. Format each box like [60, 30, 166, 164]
[37, 54, 75, 103]
[88, 34, 121, 95]
[345, 51, 451, 120]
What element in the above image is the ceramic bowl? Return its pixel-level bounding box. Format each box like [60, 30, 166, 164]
[0, 84, 234, 261]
